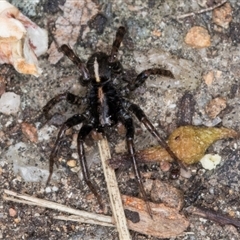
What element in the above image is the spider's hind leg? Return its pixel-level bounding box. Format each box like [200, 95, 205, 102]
[77, 124, 104, 209]
[121, 115, 153, 217]
[125, 100, 186, 179]
[47, 114, 86, 185]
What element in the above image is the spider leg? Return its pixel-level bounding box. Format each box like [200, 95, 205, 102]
[129, 68, 175, 91]
[109, 26, 126, 63]
[121, 115, 153, 217]
[77, 124, 104, 209]
[124, 100, 187, 178]
[43, 92, 85, 120]
[47, 114, 86, 185]
[59, 44, 90, 84]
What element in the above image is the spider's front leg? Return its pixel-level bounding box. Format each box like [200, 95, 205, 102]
[124, 100, 186, 179]
[109, 26, 126, 63]
[59, 44, 90, 85]
[129, 68, 175, 91]
[47, 114, 86, 185]
[77, 124, 104, 209]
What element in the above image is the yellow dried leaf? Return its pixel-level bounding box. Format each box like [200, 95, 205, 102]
[136, 126, 238, 165]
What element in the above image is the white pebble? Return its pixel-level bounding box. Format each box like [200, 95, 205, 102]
[200, 154, 221, 170]
[0, 92, 20, 115]
[45, 186, 52, 193]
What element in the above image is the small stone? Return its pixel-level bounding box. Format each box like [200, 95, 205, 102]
[159, 161, 171, 172]
[152, 29, 161, 37]
[200, 154, 221, 170]
[185, 26, 211, 48]
[9, 208, 17, 217]
[45, 186, 52, 193]
[14, 218, 21, 224]
[203, 71, 214, 86]
[0, 92, 21, 115]
[67, 159, 77, 167]
[212, 3, 232, 29]
[21, 122, 38, 143]
[205, 97, 227, 119]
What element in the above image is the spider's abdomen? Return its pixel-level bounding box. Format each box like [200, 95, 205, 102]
[89, 83, 122, 128]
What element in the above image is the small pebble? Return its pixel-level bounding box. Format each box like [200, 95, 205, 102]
[0, 92, 20, 115]
[21, 122, 38, 143]
[200, 154, 221, 170]
[52, 186, 59, 192]
[212, 3, 232, 29]
[185, 26, 211, 48]
[9, 208, 17, 217]
[205, 97, 227, 119]
[45, 186, 52, 193]
[67, 159, 77, 167]
[203, 71, 214, 86]
[14, 218, 21, 224]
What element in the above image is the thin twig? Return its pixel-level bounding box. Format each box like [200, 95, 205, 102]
[3, 189, 113, 227]
[98, 137, 131, 240]
[174, 0, 227, 20]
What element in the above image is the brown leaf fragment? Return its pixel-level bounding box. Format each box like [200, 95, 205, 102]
[122, 195, 189, 238]
[21, 122, 38, 143]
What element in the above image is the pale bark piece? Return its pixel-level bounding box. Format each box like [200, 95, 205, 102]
[122, 195, 189, 238]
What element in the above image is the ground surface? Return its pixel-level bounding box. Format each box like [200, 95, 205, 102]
[1, 0, 240, 239]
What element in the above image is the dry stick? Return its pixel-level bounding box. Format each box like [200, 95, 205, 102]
[174, 0, 227, 20]
[3, 189, 113, 227]
[186, 206, 240, 228]
[97, 137, 131, 240]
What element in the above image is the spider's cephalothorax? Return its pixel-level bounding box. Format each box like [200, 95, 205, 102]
[43, 26, 184, 214]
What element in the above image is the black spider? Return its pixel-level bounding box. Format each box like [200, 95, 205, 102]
[43, 26, 184, 213]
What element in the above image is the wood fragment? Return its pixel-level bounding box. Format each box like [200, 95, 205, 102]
[98, 137, 131, 240]
[174, 0, 227, 20]
[122, 195, 189, 238]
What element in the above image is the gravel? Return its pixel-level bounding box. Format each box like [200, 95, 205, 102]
[1, 0, 240, 239]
